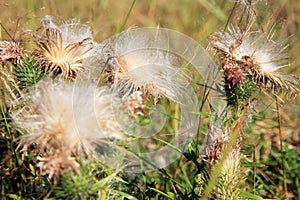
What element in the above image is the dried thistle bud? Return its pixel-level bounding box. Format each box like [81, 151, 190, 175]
[224, 64, 246, 87]
[203, 124, 230, 163]
[124, 90, 146, 117]
[0, 41, 22, 65]
[31, 15, 96, 79]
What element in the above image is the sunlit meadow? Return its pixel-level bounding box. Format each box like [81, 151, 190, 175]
[1, 0, 300, 199]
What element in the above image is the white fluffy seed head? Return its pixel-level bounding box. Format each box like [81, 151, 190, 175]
[212, 27, 288, 72]
[12, 79, 125, 155]
[115, 64, 189, 102]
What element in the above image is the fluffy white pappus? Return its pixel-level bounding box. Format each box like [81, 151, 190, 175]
[213, 27, 288, 72]
[12, 79, 125, 156]
[32, 15, 97, 78]
[41, 15, 94, 45]
[114, 29, 180, 68]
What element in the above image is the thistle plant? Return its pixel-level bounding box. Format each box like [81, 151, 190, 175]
[201, 3, 300, 199]
[211, 26, 299, 99]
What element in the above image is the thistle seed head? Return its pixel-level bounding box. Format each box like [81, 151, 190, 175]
[12, 79, 125, 177]
[98, 28, 189, 102]
[31, 15, 96, 79]
[211, 26, 300, 95]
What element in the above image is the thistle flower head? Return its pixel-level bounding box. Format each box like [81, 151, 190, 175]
[31, 15, 96, 79]
[12, 79, 124, 177]
[0, 41, 22, 65]
[224, 64, 246, 87]
[211, 26, 300, 95]
[100, 28, 189, 102]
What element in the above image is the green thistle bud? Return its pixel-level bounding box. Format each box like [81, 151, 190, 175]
[14, 57, 44, 89]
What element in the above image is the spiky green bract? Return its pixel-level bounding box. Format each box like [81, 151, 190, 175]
[14, 57, 45, 89]
[226, 77, 258, 106]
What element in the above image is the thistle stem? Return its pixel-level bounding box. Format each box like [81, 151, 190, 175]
[90, 0, 95, 34]
[275, 96, 287, 198]
[253, 144, 256, 195]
